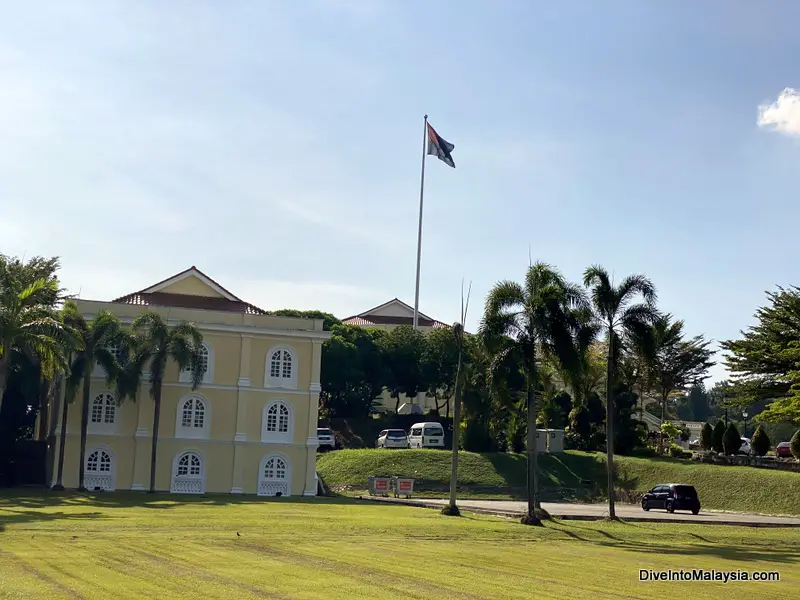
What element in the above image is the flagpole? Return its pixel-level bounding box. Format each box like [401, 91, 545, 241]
[413, 114, 428, 330]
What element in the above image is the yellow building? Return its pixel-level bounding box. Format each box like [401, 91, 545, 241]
[45, 267, 330, 496]
[343, 298, 450, 414]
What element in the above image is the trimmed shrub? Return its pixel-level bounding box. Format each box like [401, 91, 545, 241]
[668, 444, 685, 458]
[700, 422, 713, 450]
[723, 423, 742, 455]
[712, 420, 726, 453]
[750, 425, 770, 457]
[791, 429, 800, 460]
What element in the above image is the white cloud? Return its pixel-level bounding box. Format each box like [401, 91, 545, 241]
[757, 88, 800, 136]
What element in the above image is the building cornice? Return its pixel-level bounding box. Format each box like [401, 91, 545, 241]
[78, 312, 332, 341]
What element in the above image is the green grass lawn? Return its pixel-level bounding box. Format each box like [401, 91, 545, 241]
[0, 491, 798, 599]
[317, 449, 800, 515]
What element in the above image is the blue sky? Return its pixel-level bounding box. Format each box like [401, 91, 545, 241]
[3, 1, 800, 383]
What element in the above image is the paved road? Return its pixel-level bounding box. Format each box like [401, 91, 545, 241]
[364, 497, 800, 527]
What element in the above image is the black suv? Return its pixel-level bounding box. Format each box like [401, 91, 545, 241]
[641, 484, 700, 515]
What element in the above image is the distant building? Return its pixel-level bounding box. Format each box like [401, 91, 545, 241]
[342, 298, 449, 332]
[343, 298, 450, 414]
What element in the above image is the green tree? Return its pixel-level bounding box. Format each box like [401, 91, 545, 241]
[320, 325, 386, 418]
[700, 422, 713, 450]
[482, 262, 583, 526]
[648, 314, 714, 451]
[791, 429, 800, 460]
[660, 421, 680, 444]
[117, 312, 204, 493]
[268, 309, 341, 331]
[62, 302, 124, 491]
[584, 265, 658, 520]
[722, 287, 800, 421]
[723, 423, 742, 455]
[712, 420, 726, 452]
[750, 425, 770, 457]
[0, 256, 72, 415]
[380, 325, 426, 413]
[421, 326, 461, 417]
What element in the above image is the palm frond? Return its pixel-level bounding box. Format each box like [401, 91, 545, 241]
[617, 273, 657, 306]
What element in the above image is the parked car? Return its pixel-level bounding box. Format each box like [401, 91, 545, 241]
[377, 429, 408, 449]
[317, 428, 336, 451]
[407, 422, 445, 448]
[641, 483, 700, 515]
[776, 441, 793, 458]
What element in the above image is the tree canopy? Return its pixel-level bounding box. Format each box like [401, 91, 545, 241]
[722, 286, 800, 425]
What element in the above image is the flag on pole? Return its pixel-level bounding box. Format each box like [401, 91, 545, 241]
[426, 122, 455, 168]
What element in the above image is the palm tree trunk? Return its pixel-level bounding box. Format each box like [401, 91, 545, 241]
[77, 374, 91, 492]
[659, 393, 668, 454]
[53, 385, 69, 491]
[148, 384, 162, 493]
[0, 355, 9, 416]
[37, 377, 52, 442]
[605, 328, 616, 520]
[523, 383, 542, 526]
[446, 353, 464, 515]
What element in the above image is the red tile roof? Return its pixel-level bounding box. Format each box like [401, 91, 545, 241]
[342, 314, 449, 329]
[113, 291, 267, 315]
[112, 266, 266, 314]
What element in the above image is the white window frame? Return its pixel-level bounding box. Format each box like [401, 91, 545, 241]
[83, 445, 116, 491]
[175, 394, 211, 439]
[179, 342, 214, 384]
[171, 450, 205, 494]
[261, 400, 293, 443]
[258, 453, 291, 497]
[88, 391, 117, 435]
[264, 346, 298, 390]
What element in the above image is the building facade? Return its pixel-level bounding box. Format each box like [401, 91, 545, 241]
[45, 267, 330, 496]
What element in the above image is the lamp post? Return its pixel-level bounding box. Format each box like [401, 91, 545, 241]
[742, 411, 748, 437]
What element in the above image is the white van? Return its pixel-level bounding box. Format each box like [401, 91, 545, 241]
[407, 422, 445, 448]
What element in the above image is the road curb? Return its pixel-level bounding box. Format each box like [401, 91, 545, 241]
[358, 496, 800, 527]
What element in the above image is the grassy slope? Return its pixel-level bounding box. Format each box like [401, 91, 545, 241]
[0, 491, 798, 599]
[317, 449, 800, 515]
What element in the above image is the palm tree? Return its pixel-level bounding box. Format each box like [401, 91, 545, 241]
[481, 262, 584, 526]
[118, 312, 204, 493]
[583, 266, 658, 519]
[444, 281, 472, 517]
[648, 314, 714, 451]
[0, 267, 71, 414]
[62, 302, 125, 491]
[558, 307, 602, 407]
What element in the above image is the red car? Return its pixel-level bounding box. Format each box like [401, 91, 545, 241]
[776, 442, 793, 458]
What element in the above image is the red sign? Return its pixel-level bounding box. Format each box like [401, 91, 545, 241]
[374, 479, 389, 491]
[398, 480, 412, 492]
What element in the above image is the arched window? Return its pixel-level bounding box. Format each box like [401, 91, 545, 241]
[90, 392, 116, 425]
[258, 454, 291, 497]
[175, 395, 210, 439]
[171, 451, 204, 494]
[262, 401, 292, 442]
[265, 346, 297, 389]
[180, 342, 213, 384]
[84, 447, 115, 491]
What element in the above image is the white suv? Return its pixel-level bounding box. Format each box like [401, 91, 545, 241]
[317, 428, 336, 451]
[377, 429, 409, 449]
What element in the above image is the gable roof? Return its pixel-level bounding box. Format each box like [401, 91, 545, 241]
[342, 298, 449, 329]
[113, 266, 267, 315]
[137, 266, 241, 300]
